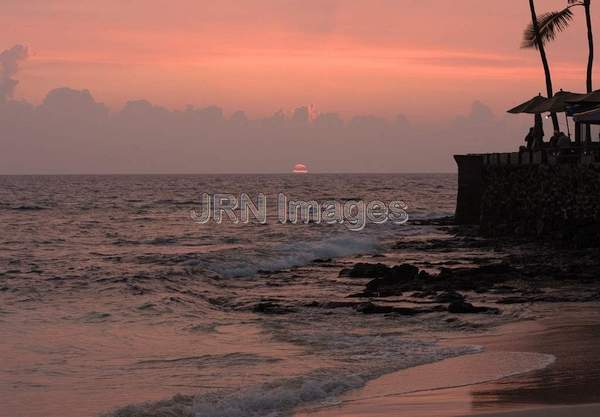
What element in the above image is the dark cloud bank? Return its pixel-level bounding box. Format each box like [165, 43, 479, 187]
[0, 45, 535, 174]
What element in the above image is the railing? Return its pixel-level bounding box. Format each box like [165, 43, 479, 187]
[477, 146, 600, 166]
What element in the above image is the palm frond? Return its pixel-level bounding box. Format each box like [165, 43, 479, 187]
[522, 8, 575, 49]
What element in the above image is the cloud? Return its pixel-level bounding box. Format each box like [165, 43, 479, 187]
[0, 44, 28, 102]
[454, 101, 495, 126]
[0, 79, 549, 175]
[0, 39, 558, 175]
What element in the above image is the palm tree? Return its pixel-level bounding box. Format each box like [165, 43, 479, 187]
[524, 0, 561, 132]
[582, 1, 594, 95]
[522, 1, 594, 140]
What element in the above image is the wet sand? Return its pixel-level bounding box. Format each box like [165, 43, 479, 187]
[465, 404, 600, 417]
[295, 303, 600, 417]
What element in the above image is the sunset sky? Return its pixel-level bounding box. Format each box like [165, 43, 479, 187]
[1, 0, 599, 173]
[2, 0, 598, 120]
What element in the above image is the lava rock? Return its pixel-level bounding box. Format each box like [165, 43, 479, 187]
[448, 301, 500, 314]
[435, 290, 465, 303]
[339, 263, 391, 278]
[362, 263, 421, 296]
[388, 264, 420, 281]
[252, 302, 296, 314]
[411, 290, 436, 298]
[418, 270, 433, 280]
[307, 301, 363, 309]
[354, 302, 435, 316]
[354, 302, 396, 314]
[431, 263, 518, 292]
[312, 258, 333, 264]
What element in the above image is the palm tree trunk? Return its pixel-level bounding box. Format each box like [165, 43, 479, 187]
[528, 0, 560, 132]
[584, 0, 594, 143]
[584, 1, 594, 93]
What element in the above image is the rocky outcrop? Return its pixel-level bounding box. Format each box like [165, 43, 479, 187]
[435, 290, 465, 303]
[339, 263, 392, 278]
[252, 301, 297, 314]
[352, 262, 518, 298]
[447, 300, 499, 314]
[354, 302, 445, 316]
[362, 264, 420, 296]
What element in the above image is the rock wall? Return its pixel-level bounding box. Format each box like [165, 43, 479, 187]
[479, 164, 600, 246]
[454, 155, 484, 224]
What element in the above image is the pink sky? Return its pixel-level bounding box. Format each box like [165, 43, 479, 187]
[1, 0, 599, 120]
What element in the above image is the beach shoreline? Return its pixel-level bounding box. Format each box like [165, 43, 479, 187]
[464, 403, 600, 417]
[294, 303, 600, 417]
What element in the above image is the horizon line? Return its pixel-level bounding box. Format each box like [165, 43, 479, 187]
[0, 171, 457, 176]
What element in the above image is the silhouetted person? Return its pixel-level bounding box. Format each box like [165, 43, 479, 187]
[524, 128, 534, 150]
[532, 113, 544, 151]
[549, 131, 559, 148]
[557, 132, 571, 148]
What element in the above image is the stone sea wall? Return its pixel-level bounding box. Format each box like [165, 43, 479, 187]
[481, 164, 600, 239]
[455, 155, 600, 247]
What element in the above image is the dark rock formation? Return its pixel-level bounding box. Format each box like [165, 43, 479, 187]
[354, 302, 444, 316]
[353, 262, 519, 298]
[363, 264, 420, 297]
[497, 293, 599, 304]
[312, 258, 333, 264]
[354, 302, 397, 315]
[447, 301, 500, 314]
[252, 302, 296, 314]
[339, 263, 391, 278]
[434, 290, 465, 303]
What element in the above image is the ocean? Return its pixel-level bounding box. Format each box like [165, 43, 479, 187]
[0, 174, 507, 417]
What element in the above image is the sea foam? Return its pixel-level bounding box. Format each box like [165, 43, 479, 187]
[105, 333, 479, 417]
[206, 236, 380, 278]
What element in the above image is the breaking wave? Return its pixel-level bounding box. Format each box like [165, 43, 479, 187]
[104, 332, 479, 417]
[205, 236, 380, 278]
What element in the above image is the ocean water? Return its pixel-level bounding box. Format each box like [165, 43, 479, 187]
[0, 174, 502, 417]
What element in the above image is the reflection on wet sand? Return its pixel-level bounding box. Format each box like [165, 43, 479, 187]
[470, 322, 600, 409]
[294, 305, 600, 417]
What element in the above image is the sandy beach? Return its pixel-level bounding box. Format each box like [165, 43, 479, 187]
[294, 303, 600, 417]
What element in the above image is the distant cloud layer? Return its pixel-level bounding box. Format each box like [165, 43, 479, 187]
[0, 43, 549, 174]
[0, 45, 28, 102]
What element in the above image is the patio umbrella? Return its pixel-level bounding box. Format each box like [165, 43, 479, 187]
[528, 90, 587, 113]
[574, 107, 600, 124]
[507, 94, 547, 114]
[527, 91, 587, 137]
[566, 89, 600, 104]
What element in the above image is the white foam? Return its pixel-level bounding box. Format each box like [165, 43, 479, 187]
[187, 349, 557, 417]
[104, 333, 476, 417]
[207, 236, 379, 278]
[191, 374, 365, 417]
[190, 339, 476, 417]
